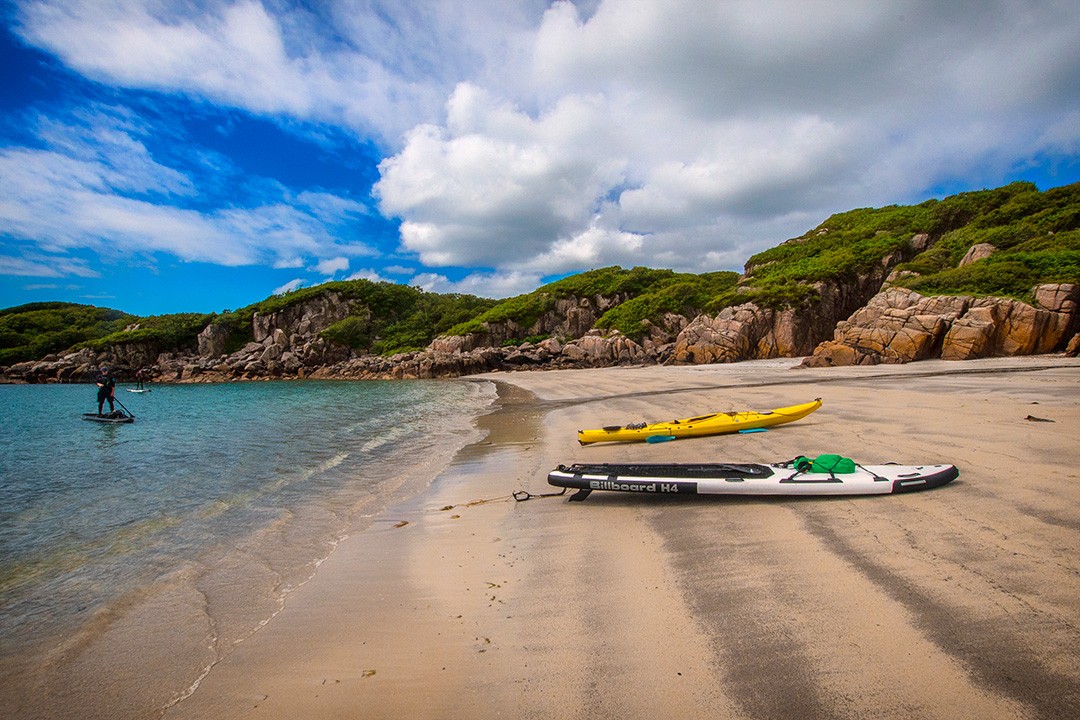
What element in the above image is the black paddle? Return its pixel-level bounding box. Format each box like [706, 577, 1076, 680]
[113, 394, 135, 419]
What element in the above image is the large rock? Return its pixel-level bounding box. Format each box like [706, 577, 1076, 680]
[803, 284, 1080, 366]
[671, 304, 818, 364]
[197, 323, 232, 358]
[253, 292, 352, 344]
[942, 286, 1077, 360]
[959, 242, 996, 266]
[561, 330, 647, 366]
[428, 293, 631, 353]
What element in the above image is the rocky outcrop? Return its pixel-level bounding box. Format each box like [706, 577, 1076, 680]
[959, 242, 996, 266]
[672, 304, 806, 364]
[429, 294, 631, 353]
[802, 284, 1079, 367]
[2, 251, 1076, 385]
[197, 323, 232, 357]
[253, 293, 352, 344]
[668, 278, 888, 365]
[668, 233, 937, 365]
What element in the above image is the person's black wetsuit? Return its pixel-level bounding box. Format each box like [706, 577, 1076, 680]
[96, 370, 116, 415]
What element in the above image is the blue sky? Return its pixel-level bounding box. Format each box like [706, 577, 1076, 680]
[2, 1, 1079, 317]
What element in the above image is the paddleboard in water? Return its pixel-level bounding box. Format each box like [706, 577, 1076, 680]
[547, 459, 958, 501]
[82, 411, 134, 424]
[126, 388, 151, 393]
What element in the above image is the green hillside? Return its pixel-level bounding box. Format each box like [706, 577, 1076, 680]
[734, 181, 1080, 307]
[445, 266, 740, 341]
[2, 181, 1077, 365]
[0, 303, 136, 365]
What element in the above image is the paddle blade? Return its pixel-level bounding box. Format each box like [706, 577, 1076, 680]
[645, 435, 677, 444]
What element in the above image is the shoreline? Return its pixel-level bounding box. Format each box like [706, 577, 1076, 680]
[165, 354, 1079, 719]
[1, 380, 500, 720]
[7, 356, 1078, 718]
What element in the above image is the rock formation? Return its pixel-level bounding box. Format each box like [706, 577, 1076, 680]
[801, 284, 1079, 367]
[2, 267, 1077, 385]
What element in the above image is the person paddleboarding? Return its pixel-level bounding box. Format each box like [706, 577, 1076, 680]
[95, 366, 116, 416]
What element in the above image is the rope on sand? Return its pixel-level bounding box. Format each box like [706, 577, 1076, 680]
[512, 487, 569, 502]
[436, 487, 568, 509]
[439, 495, 512, 511]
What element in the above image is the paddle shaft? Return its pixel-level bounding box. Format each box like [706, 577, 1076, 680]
[112, 394, 135, 418]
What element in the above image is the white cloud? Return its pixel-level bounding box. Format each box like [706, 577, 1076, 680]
[376, 0, 1080, 280]
[410, 270, 542, 298]
[273, 278, 305, 295]
[10, 0, 1080, 298]
[0, 106, 378, 276]
[345, 268, 389, 282]
[15, 0, 549, 145]
[0, 252, 100, 278]
[314, 256, 349, 275]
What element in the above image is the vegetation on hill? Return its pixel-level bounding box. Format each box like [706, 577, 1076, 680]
[2, 181, 1077, 365]
[444, 266, 703, 340]
[592, 271, 740, 338]
[80, 312, 217, 353]
[893, 182, 1080, 300]
[215, 279, 499, 355]
[442, 266, 742, 341]
[735, 181, 1080, 307]
[0, 303, 136, 365]
[311, 281, 497, 354]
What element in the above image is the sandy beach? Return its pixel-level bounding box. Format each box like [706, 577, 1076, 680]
[149, 355, 1080, 720]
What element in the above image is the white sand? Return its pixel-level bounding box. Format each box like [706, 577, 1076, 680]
[40, 356, 1080, 719]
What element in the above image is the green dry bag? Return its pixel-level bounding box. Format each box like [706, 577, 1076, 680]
[810, 454, 857, 474]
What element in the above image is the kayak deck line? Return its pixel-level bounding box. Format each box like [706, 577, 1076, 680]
[577, 398, 822, 445]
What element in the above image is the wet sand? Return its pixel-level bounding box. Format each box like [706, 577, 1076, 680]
[100, 357, 1080, 717]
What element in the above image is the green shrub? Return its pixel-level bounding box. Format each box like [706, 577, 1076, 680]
[81, 312, 215, 352]
[0, 303, 136, 364]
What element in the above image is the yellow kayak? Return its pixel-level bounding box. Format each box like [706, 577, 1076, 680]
[577, 398, 822, 445]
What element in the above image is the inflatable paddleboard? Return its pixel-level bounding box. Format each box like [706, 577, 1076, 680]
[548, 460, 958, 501]
[82, 411, 134, 424]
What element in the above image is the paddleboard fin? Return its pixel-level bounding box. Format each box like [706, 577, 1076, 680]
[569, 489, 592, 502]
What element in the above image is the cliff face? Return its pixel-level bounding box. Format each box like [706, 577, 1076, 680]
[5, 277, 1078, 385]
[802, 283, 1079, 366]
[671, 234, 932, 364]
[427, 293, 631, 354]
[5, 223, 1080, 385]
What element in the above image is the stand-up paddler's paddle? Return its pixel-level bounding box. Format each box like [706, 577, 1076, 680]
[113, 395, 135, 420]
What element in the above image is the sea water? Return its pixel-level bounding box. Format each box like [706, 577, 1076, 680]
[0, 379, 495, 687]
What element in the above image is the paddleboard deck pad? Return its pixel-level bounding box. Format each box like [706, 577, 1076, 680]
[82, 411, 134, 424]
[547, 461, 958, 501]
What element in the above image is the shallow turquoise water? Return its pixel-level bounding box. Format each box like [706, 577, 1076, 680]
[0, 379, 494, 660]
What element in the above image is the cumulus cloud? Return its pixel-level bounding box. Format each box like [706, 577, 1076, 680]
[345, 267, 391, 282]
[314, 256, 349, 275]
[376, 0, 1080, 280]
[410, 270, 543, 298]
[14, 0, 548, 145]
[9, 0, 1080, 303]
[0, 104, 376, 277]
